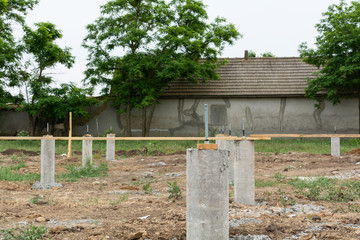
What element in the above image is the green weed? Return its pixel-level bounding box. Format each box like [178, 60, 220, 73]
[167, 180, 182, 200]
[0, 225, 47, 240]
[110, 194, 129, 205]
[142, 182, 152, 194]
[273, 172, 287, 183]
[30, 196, 41, 205]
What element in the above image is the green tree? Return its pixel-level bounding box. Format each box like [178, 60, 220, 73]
[0, 0, 38, 106]
[260, 52, 275, 57]
[19, 22, 75, 135]
[83, 0, 241, 136]
[248, 50, 257, 57]
[21, 83, 98, 135]
[299, 0, 360, 132]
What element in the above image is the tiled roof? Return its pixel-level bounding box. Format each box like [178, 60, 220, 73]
[161, 57, 319, 98]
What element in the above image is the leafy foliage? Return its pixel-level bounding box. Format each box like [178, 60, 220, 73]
[248, 50, 256, 57]
[0, 0, 39, 106]
[20, 83, 98, 122]
[16, 22, 97, 135]
[299, 0, 360, 105]
[0, 225, 47, 240]
[167, 180, 182, 200]
[83, 0, 241, 136]
[260, 52, 275, 57]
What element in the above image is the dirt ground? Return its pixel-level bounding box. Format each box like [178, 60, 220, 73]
[1, 148, 360, 240]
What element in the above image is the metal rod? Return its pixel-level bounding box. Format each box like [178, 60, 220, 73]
[334, 125, 336, 133]
[86, 125, 89, 134]
[242, 118, 245, 137]
[110, 126, 112, 133]
[204, 104, 209, 143]
[229, 123, 232, 136]
[46, 122, 49, 135]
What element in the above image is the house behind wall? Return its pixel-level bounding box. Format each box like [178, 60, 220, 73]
[0, 57, 358, 136]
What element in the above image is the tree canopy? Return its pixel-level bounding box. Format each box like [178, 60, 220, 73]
[18, 22, 76, 135]
[299, 0, 360, 105]
[0, 0, 38, 106]
[83, 0, 241, 136]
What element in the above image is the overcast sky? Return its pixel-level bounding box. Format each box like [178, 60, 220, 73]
[22, 0, 349, 90]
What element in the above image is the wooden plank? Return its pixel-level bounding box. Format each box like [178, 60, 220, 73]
[0, 136, 270, 141]
[198, 144, 218, 150]
[250, 134, 360, 138]
[67, 112, 72, 158]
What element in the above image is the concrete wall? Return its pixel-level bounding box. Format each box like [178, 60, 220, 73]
[0, 97, 358, 136]
[0, 109, 30, 135]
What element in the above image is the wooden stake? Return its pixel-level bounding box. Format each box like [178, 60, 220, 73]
[67, 112, 72, 158]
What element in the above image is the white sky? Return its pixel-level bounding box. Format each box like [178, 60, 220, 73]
[21, 0, 349, 91]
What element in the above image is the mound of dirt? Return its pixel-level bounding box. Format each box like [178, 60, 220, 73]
[1, 149, 39, 156]
[345, 148, 360, 155]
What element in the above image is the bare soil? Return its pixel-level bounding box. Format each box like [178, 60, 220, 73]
[1, 149, 360, 240]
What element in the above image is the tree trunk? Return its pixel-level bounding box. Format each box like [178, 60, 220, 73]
[145, 101, 157, 137]
[358, 92, 360, 134]
[126, 101, 132, 137]
[142, 107, 147, 137]
[29, 114, 34, 136]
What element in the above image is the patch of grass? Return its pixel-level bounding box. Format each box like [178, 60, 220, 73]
[273, 172, 287, 183]
[110, 194, 129, 205]
[1, 138, 359, 156]
[130, 179, 143, 186]
[58, 162, 108, 182]
[277, 187, 296, 207]
[9, 162, 26, 171]
[30, 196, 41, 204]
[0, 225, 47, 240]
[255, 179, 278, 187]
[255, 138, 360, 154]
[0, 163, 39, 182]
[274, 175, 360, 203]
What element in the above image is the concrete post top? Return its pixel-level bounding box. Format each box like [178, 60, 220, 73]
[83, 134, 92, 137]
[106, 133, 116, 137]
[42, 135, 53, 138]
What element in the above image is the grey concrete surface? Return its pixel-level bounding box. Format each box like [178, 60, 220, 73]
[216, 135, 235, 183]
[331, 137, 340, 157]
[106, 133, 116, 161]
[82, 134, 93, 167]
[32, 136, 62, 189]
[186, 148, 229, 240]
[0, 97, 357, 136]
[234, 140, 255, 205]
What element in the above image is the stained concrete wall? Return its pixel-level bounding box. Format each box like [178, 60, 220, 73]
[0, 97, 358, 136]
[0, 109, 30, 135]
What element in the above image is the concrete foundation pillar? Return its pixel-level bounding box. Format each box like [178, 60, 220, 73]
[82, 134, 93, 167]
[106, 133, 116, 161]
[234, 140, 255, 205]
[32, 136, 62, 189]
[216, 134, 235, 184]
[186, 148, 229, 240]
[331, 137, 340, 157]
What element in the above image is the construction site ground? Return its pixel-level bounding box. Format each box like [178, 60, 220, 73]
[1, 148, 360, 240]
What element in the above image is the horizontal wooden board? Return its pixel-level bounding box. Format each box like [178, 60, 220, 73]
[197, 144, 218, 150]
[0, 136, 270, 141]
[250, 134, 360, 138]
